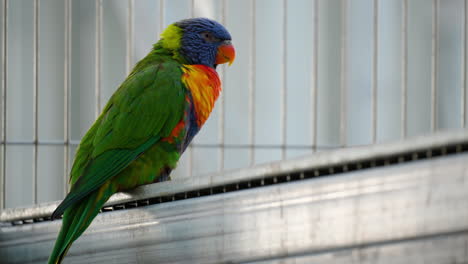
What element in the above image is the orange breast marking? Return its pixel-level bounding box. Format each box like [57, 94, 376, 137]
[181, 65, 221, 127]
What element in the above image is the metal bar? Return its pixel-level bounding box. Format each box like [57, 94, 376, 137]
[63, 0, 71, 195]
[340, 0, 347, 147]
[1, 0, 7, 209]
[281, 0, 287, 160]
[126, 0, 133, 75]
[5, 154, 468, 263]
[431, 0, 439, 132]
[463, 0, 467, 128]
[32, 0, 39, 205]
[218, 0, 227, 171]
[189, 144, 344, 150]
[190, 0, 194, 17]
[3, 128, 468, 223]
[311, 0, 318, 153]
[371, 0, 378, 143]
[0, 140, 78, 145]
[249, 0, 256, 166]
[159, 0, 164, 33]
[1, 141, 68, 146]
[95, 0, 102, 117]
[401, 0, 408, 138]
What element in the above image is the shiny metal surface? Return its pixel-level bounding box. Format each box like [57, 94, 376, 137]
[2, 129, 468, 223]
[1, 153, 468, 263]
[251, 233, 468, 264]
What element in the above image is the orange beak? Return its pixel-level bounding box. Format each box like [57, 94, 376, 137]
[215, 41, 235, 66]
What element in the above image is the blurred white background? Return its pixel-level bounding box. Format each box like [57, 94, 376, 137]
[0, 0, 466, 208]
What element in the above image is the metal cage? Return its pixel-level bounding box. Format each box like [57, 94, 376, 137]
[1, 0, 468, 263]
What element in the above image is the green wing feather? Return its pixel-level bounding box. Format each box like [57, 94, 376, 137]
[52, 57, 186, 218]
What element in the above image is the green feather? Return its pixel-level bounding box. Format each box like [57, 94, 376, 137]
[48, 46, 187, 264]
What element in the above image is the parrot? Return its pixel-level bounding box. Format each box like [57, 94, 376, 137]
[47, 17, 235, 264]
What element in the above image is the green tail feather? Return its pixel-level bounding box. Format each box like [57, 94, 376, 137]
[48, 184, 115, 264]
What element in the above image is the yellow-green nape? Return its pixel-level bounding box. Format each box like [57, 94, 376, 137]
[160, 24, 182, 50]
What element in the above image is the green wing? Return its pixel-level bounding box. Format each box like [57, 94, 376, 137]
[52, 59, 185, 218]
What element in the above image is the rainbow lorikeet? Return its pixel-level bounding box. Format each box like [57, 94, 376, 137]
[48, 18, 235, 264]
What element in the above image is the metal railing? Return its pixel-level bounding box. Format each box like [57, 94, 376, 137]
[1, 129, 468, 263]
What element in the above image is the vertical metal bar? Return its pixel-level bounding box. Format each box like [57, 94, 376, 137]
[126, 0, 134, 75]
[401, 0, 408, 138]
[63, 0, 71, 195]
[1, 0, 7, 209]
[32, 0, 39, 204]
[95, 0, 102, 117]
[159, 0, 164, 34]
[340, 0, 347, 148]
[249, 0, 256, 166]
[431, 0, 439, 132]
[311, 0, 318, 152]
[464, 0, 467, 128]
[371, 0, 378, 143]
[218, 0, 227, 171]
[281, 0, 287, 159]
[190, 0, 195, 17]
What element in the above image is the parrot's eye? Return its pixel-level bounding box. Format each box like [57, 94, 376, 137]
[201, 32, 220, 43]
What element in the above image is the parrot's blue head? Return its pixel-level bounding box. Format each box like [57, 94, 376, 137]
[160, 18, 235, 68]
